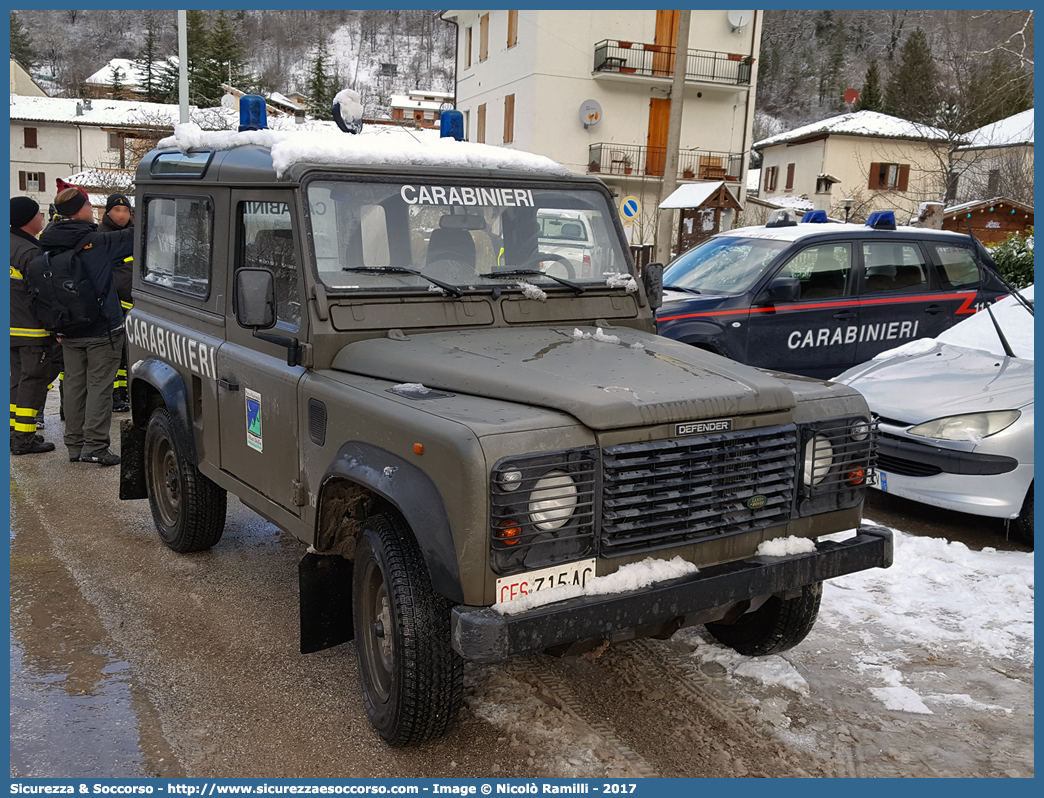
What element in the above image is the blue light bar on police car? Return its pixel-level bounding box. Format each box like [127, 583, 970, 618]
[865, 210, 896, 230]
[239, 95, 268, 132]
[801, 210, 829, 223]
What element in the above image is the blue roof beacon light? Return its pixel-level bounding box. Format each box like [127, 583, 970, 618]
[865, 210, 897, 230]
[238, 95, 268, 132]
[801, 210, 829, 223]
[440, 109, 464, 141]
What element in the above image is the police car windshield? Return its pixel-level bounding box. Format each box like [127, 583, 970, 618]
[306, 179, 630, 293]
[664, 236, 790, 295]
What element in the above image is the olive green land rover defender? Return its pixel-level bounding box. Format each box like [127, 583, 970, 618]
[120, 99, 891, 746]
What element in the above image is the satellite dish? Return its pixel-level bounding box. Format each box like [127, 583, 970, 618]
[844, 88, 860, 105]
[727, 10, 753, 31]
[579, 99, 602, 129]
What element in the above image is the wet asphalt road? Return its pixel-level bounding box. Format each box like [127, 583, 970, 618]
[9, 403, 1032, 779]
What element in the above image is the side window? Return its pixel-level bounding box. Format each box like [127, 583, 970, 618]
[929, 243, 981, 289]
[239, 200, 300, 330]
[778, 243, 852, 300]
[860, 242, 929, 294]
[143, 196, 212, 298]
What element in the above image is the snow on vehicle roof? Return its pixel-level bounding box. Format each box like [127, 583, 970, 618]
[935, 285, 1034, 360]
[717, 221, 967, 243]
[753, 110, 950, 150]
[157, 121, 571, 179]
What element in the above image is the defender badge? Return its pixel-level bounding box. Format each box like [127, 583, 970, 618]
[675, 419, 733, 436]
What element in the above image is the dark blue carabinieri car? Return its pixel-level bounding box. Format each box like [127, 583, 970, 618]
[655, 211, 1009, 380]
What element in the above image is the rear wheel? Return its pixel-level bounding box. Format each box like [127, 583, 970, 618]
[353, 513, 463, 745]
[1012, 485, 1033, 547]
[705, 582, 822, 656]
[144, 408, 226, 552]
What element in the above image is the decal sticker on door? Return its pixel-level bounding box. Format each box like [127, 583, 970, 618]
[246, 388, 263, 452]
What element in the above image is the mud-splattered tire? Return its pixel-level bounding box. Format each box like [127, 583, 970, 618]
[1012, 486, 1033, 547]
[144, 408, 226, 552]
[353, 513, 464, 745]
[705, 581, 823, 656]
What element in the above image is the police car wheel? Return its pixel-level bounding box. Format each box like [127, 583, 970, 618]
[704, 581, 822, 656]
[1012, 486, 1033, 548]
[144, 407, 227, 553]
[353, 513, 463, 746]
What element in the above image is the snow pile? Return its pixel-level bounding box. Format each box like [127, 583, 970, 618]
[518, 282, 548, 302]
[494, 557, 698, 615]
[683, 634, 810, 693]
[158, 121, 570, 179]
[857, 660, 934, 714]
[572, 327, 620, 344]
[756, 536, 817, 557]
[333, 88, 363, 134]
[819, 525, 1034, 660]
[391, 382, 430, 395]
[629, 342, 645, 350]
[606, 274, 638, 292]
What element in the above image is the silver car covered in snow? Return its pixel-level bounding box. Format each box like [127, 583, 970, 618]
[836, 287, 1034, 545]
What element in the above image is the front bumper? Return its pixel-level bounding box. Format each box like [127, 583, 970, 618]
[451, 525, 893, 663]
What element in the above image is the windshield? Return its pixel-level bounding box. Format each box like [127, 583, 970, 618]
[306, 178, 629, 292]
[663, 236, 789, 295]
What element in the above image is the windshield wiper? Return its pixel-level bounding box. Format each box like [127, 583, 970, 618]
[476, 269, 585, 295]
[341, 266, 464, 298]
[664, 284, 701, 294]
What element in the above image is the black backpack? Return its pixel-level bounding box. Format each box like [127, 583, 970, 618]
[25, 233, 107, 336]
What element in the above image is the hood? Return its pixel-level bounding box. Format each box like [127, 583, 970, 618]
[332, 326, 796, 431]
[836, 342, 1033, 424]
[38, 219, 97, 253]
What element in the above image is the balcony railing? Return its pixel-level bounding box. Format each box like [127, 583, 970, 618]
[593, 39, 753, 86]
[588, 143, 744, 181]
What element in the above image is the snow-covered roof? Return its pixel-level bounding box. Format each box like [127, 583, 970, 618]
[746, 168, 760, 192]
[659, 181, 738, 209]
[390, 94, 443, 112]
[10, 93, 235, 129]
[409, 89, 454, 101]
[754, 110, 951, 149]
[64, 168, 135, 191]
[958, 108, 1034, 150]
[944, 196, 1034, 215]
[84, 57, 177, 88]
[268, 92, 306, 110]
[158, 122, 571, 179]
[760, 194, 815, 212]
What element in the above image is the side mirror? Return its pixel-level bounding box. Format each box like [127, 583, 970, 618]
[235, 267, 276, 329]
[642, 262, 664, 310]
[756, 276, 800, 305]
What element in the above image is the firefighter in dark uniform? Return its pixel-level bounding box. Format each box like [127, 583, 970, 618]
[10, 196, 59, 455]
[99, 193, 134, 412]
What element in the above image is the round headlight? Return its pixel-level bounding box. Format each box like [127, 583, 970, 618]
[803, 436, 834, 486]
[528, 470, 578, 531]
[850, 418, 870, 441]
[498, 466, 523, 491]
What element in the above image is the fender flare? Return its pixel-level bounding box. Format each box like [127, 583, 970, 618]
[321, 442, 463, 603]
[128, 357, 198, 465]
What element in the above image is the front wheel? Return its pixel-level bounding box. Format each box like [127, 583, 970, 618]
[705, 582, 822, 656]
[1011, 485, 1033, 547]
[144, 407, 226, 552]
[353, 514, 463, 745]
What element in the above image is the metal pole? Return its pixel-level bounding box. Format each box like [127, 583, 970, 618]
[653, 10, 691, 264]
[178, 10, 189, 124]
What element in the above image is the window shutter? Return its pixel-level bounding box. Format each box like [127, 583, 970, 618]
[19, 171, 27, 191]
[897, 165, 910, 192]
[507, 10, 518, 47]
[24, 127, 37, 148]
[465, 27, 472, 68]
[504, 97, 513, 144]
[785, 163, 795, 190]
[867, 163, 881, 189]
[39, 173, 45, 192]
[477, 103, 486, 143]
[480, 14, 489, 62]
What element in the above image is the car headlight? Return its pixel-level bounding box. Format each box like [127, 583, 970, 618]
[528, 470, 578, 530]
[908, 410, 1021, 442]
[803, 435, 834, 486]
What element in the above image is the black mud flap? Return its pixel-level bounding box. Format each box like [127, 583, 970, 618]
[119, 420, 148, 500]
[299, 553, 354, 654]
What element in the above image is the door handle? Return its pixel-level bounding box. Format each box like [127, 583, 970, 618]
[218, 377, 239, 391]
[924, 304, 945, 314]
[832, 310, 856, 320]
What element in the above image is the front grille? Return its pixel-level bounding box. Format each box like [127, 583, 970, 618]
[600, 425, 798, 557]
[876, 451, 943, 477]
